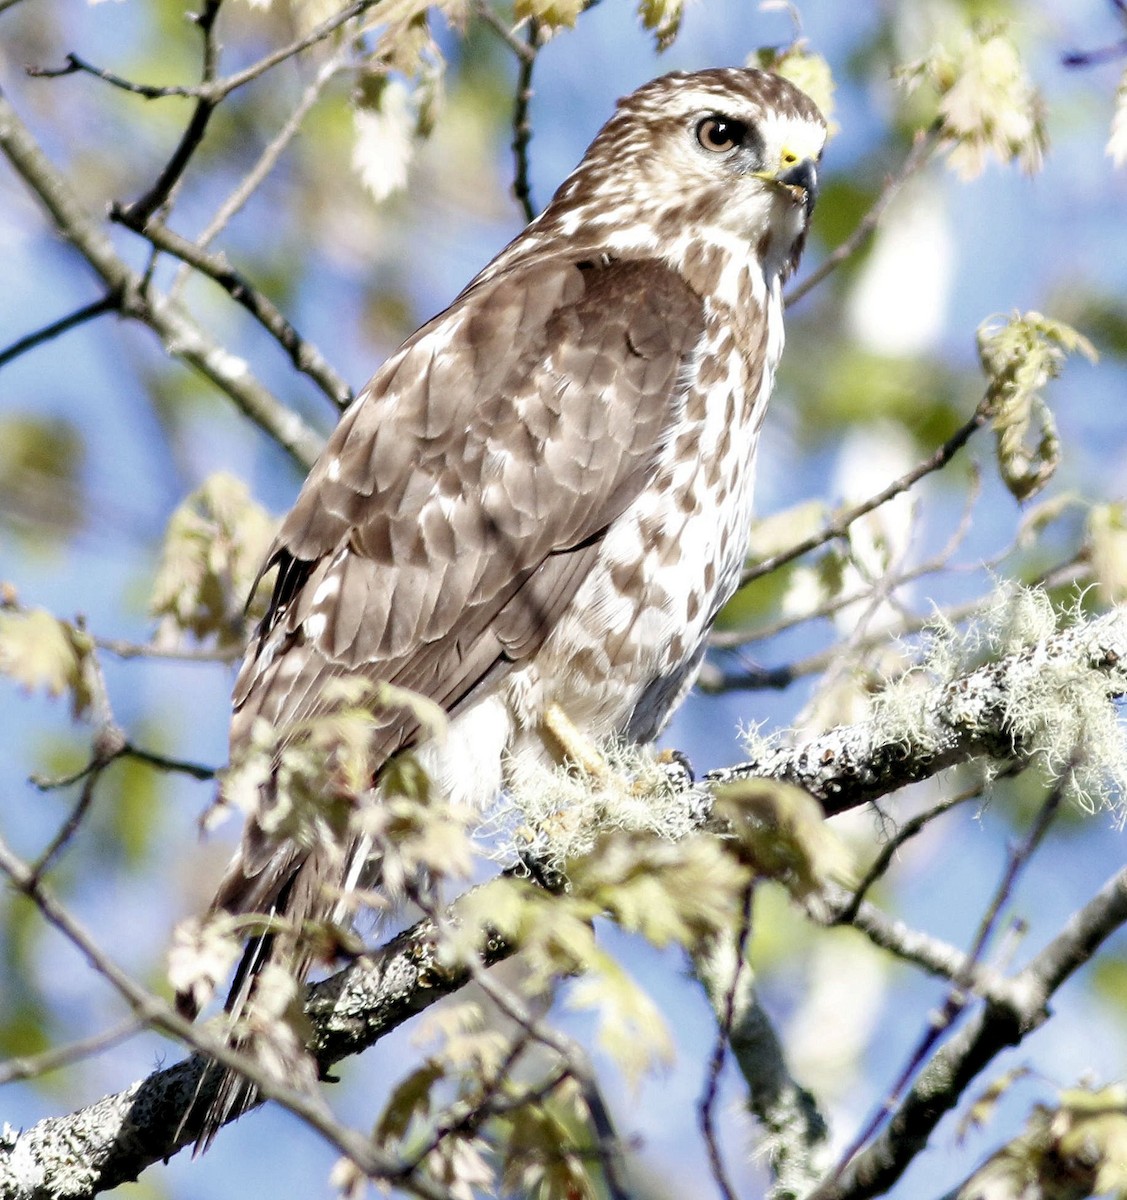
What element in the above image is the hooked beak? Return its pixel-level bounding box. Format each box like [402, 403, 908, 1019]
[776, 157, 818, 219]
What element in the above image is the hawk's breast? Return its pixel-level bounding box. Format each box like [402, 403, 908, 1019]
[507, 260, 785, 747]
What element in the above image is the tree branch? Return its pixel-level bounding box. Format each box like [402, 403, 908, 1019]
[739, 402, 988, 590]
[125, 216, 352, 409]
[4, 606, 1124, 1195]
[0, 294, 118, 369]
[705, 607, 1127, 817]
[0, 840, 467, 1200]
[806, 863, 1127, 1200]
[0, 87, 325, 469]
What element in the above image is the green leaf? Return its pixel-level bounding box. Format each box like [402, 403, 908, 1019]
[637, 0, 683, 52]
[375, 1060, 445, 1143]
[712, 777, 855, 900]
[977, 311, 1097, 502]
[0, 607, 94, 719]
[567, 951, 673, 1085]
[149, 472, 276, 648]
[513, 0, 584, 32]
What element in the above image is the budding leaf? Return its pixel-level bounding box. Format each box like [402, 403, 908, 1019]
[897, 23, 1047, 178]
[976, 311, 1097, 502]
[637, 0, 682, 52]
[0, 607, 94, 719]
[712, 777, 855, 900]
[150, 472, 275, 648]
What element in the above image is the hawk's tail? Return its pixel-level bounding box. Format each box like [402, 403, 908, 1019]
[178, 925, 284, 1155]
[177, 840, 355, 1154]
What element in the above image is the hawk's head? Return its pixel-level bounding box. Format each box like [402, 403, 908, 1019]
[531, 68, 827, 283]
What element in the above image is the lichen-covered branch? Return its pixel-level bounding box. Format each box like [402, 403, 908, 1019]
[707, 606, 1127, 816]
[3, 607, 1124, 1197]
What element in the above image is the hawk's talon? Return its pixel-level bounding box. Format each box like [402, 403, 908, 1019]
[656, 747, 695, 790]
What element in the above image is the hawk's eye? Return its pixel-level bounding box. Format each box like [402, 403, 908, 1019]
[696, 115, 747, 154]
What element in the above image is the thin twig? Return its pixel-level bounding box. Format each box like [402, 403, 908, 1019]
[93, 634, 238, 663]
[0, 1018, 142, 1086]
[710, 464, 982, 655]
[126, 217, 351, 408]
[436, 915, 634, 1200]
[0, 294, 118, 369]
[832, 897, 1013, 1007]
[28, 0, 378, 105]
[703, 559, 1088, 695]
[29, 765, 108, 883]
[121, 743, 217, 780]
[115, 0, 224, 228]
[510, 18, 541, 222]
[697, 884, 755, 1200]
[828, 774, 1067, 1184]
[169, 48, 350, 304]
[739, 404, 989, 589]
[784, 125, 941, 308]
[834, 786, 985, 924]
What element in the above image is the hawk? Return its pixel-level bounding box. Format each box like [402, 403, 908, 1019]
[188, 66, 825, 1142]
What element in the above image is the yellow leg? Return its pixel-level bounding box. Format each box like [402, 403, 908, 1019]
[541, 702, 611, 780]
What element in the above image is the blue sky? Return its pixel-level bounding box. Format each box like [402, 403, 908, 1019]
[2, 1, 1126, 1197]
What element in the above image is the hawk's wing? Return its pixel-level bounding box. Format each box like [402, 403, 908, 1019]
[218, 254, 705, 910]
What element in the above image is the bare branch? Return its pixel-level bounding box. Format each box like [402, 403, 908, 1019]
[169, 48, 350, 302]
[28, 0, 379, 106]
[93, 634, 238, 663]
[0, 89, 324, 468]
[830, 775, 1063, 1178]
[511, 19, 542, 222]
[739, 404, 989, 590]
[127, 217, 352, 409]
[120, 743, 217, 780]
[834, 786, 983, 921]
[806, 863, 1127, 1200]
[696, 887, 762, 1200]
[0, 1019, 142, 1087]
[0, 294, 118, 369]
[114, 0, 224, 228]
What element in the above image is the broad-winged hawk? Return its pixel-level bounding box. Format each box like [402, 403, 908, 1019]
[189, 66, 826, 1142]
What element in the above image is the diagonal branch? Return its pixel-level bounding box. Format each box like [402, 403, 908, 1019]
[739, 402, 989, 590]
[128, 218, 352, 409]
[0, 294, 118, 369]
[4, 606, 1124, 1197]
[0, 87, 324, 469]
[805, 863, 1127, 1200]
[705, 607, 1127, 816]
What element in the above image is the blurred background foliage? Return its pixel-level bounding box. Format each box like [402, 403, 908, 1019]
[1, 0, 1127, 1197]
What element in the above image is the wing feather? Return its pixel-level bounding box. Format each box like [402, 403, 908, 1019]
[219, 255, 704, 912]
